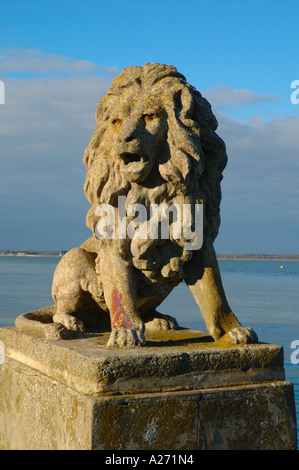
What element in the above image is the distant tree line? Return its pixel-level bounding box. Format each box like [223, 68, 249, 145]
[1, 250, 299, 260]
[0, 250, 68, 257]
[217, 254, 299, 260]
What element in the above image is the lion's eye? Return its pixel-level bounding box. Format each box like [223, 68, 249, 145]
[144, 114, 158, 123]
[112, 118, 122, 126]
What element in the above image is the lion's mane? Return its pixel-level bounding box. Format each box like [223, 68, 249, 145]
[83, 63, 227, 281]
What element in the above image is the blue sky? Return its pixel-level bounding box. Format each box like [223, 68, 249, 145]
[0, 0, 298, 253]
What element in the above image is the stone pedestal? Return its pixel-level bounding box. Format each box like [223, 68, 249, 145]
[0, 325, 297, 450]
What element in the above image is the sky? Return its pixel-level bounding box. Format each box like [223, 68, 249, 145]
[0, 0, 298, 254]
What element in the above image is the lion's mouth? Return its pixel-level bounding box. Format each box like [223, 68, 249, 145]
[119, 152, 153, 182]
[120, 153, 148, 166]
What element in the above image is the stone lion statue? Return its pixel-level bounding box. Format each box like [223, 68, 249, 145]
[16, 63, 258, 348]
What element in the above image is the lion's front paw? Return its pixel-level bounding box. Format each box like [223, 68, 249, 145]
[53, 313, 85, 333]
[224, 326, 258, 345]
[107, 329, 146, 348]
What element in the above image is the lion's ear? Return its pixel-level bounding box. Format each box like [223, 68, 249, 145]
[192, 93, 218, 131]
[95, 97, 112, 124]
[177, 86, 194, 122]
[170, 85, 201, 133]
[95, 100, 105, 123]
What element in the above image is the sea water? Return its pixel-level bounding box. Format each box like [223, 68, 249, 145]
[0, 256, 298, 444]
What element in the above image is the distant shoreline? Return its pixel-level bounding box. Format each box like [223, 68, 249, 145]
[217, 254, 299, 261]
[0, 251, 66, 258]
[1, 251, 299, 261]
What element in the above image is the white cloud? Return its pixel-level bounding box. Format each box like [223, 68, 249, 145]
[0, 63, 116, 249]
[213, 111, 299, 253]
[202, 85, 276, 109]
[216, 112, 299, 202]
[0, 75, 114, 188]
[0, 47, 100, 75]
[0, 52, 298, 252]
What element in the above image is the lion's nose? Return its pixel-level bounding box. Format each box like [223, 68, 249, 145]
[116, 121, 145, 155]
[118, 139, 143, 157]
[118, 119, 143, 144]
[124, 130, 137, 143]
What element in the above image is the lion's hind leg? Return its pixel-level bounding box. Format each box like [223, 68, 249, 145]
[52, 247, 97, 333]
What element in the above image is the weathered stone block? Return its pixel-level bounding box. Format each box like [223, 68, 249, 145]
[0, 358, 94, 450]
[91, 383, 297, 450]
[0, 326, 297, 450]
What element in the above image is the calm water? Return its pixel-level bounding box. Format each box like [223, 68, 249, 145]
[0, 256, 298, 445]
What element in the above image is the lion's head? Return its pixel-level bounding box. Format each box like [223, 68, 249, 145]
[83, 63, 227, 280]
